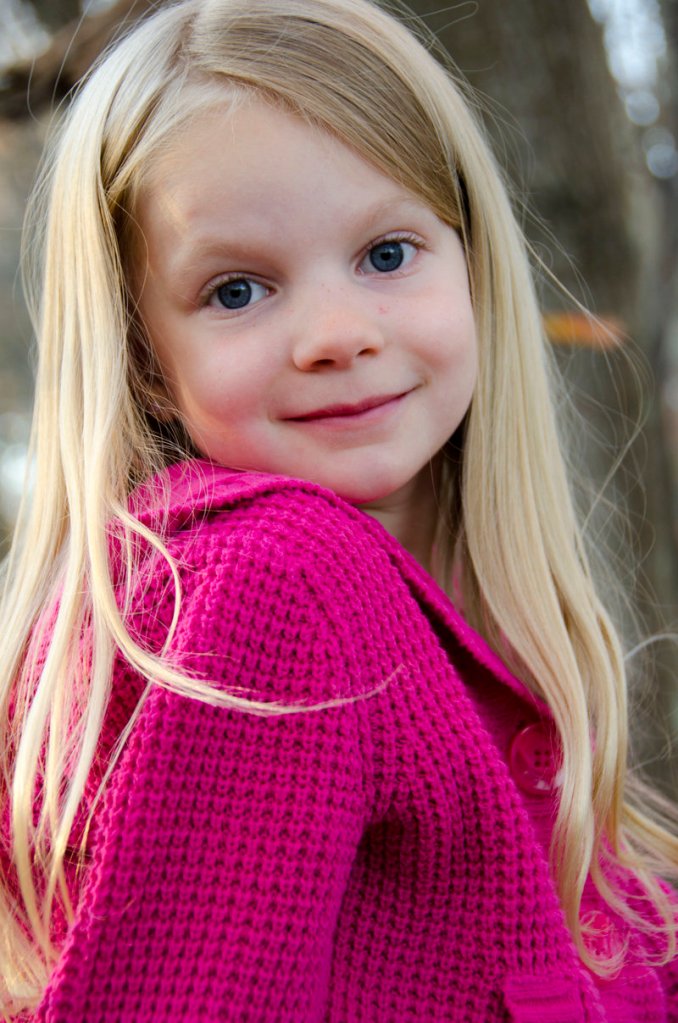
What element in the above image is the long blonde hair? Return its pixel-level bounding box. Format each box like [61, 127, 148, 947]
[1, 0, 677, 1011]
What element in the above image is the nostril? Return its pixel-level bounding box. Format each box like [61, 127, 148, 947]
[294, 345, 382, 372]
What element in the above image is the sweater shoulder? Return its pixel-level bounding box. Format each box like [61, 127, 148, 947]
[142, 461, 397, 609]
[135, 459, 374, 545]
[148, 468, 410, 706]
[173, 475, 390, 583]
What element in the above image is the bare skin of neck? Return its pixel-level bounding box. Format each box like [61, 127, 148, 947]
[358, 459, 442, 578]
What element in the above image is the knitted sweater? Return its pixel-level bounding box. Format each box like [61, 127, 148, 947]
[31, 459, 678, 1022]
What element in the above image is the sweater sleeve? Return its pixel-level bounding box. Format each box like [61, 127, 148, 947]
[655, 888, 678, 1020]
[36, 489, 398, 1023]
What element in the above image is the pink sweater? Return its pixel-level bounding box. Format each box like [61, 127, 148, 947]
[31, 459, 678, 1021]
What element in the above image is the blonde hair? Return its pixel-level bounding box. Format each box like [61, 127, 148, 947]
[1, 0, 676, 1010]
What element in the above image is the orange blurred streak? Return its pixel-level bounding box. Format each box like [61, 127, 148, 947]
[543, 312, 626, 349]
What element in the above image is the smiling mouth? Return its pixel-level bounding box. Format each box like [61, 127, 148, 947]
[287, 391, 410, 422]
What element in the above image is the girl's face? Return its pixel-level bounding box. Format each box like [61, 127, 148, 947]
[135, 98, 477, 509]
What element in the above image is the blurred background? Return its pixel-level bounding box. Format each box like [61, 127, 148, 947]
[0, 0, 677, 783]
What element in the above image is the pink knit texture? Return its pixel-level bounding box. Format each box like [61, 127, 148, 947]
[28, 459, 678, 1021]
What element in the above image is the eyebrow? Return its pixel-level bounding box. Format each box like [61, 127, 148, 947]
[163, 194, 434, 280]
[354, 195, 441, 242]
[163, 238, 269, 286]
[354, 195, 432, 228]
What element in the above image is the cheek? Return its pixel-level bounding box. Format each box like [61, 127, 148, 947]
[172, 367, 248, 423]
[454, 307, 478, 373]
[422, 300, 478, 431]
[420, 295, 477, 374]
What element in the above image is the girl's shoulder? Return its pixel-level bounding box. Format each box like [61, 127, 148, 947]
[132, 457, 396, 576]
[126, 460, 411, 705]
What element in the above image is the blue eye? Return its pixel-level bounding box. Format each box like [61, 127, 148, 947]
[211, 278, 268, 310]
[361, 239, 418, 274]
[369, 241, 404, 272]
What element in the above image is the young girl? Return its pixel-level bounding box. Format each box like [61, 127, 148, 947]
[1, 0, 677, 1018]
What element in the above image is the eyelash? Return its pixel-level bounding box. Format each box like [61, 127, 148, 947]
[359, 232, 423, 271]
[202, 275, 269, 311]
[201, 231, 425, 311]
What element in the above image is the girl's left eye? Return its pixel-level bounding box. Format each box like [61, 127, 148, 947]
[207, 277, 268, 311]
[360, 239, 418, 274]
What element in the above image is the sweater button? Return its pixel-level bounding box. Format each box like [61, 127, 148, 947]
[508, 721, 561, 796]
[581, 909, 624, 962]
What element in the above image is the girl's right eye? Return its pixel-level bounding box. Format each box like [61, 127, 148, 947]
[207, 277, 268, 311]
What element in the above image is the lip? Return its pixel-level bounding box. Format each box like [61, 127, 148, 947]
[286, 391, 411, 422]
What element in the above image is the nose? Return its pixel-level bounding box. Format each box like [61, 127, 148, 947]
[291, 287, 385, 371]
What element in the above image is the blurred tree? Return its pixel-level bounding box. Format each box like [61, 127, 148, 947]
[0, 0, 154, 119]
[29, 0, 81, 31]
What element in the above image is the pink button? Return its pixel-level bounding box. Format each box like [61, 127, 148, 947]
[508, 721, 561, 796]
[581, 909, 624, 962]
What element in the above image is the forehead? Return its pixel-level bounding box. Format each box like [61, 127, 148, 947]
[143, 96, 401, 191]
[135, 96, 434, 243]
